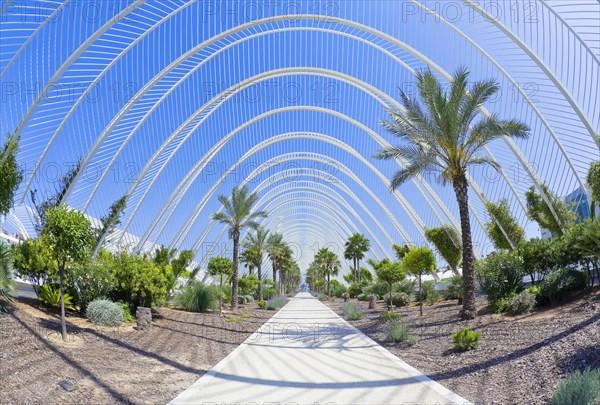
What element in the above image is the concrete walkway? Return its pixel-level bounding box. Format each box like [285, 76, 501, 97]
[170, 293, 469, 405]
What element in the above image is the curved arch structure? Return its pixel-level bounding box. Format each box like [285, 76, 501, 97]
[2, 1, 598, 273]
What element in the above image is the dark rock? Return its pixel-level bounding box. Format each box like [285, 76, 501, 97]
[136, 306, 152, 330]
[58, 380, 74, 392]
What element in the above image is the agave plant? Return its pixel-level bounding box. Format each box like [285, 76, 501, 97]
[0, 243, 15, 312]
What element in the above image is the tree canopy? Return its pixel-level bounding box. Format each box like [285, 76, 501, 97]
[0, 133, 23, 216]
[424, 226, 462, 273]
[525, 184, 576, 236]
[484, 199, 525, 250]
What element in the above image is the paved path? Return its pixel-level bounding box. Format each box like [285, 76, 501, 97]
[170, 293, 469, 405]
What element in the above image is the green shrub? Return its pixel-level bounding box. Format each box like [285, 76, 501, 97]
[385, 292, 411, 308]
[330, 281, 348, 298]
[452, 327, 481, 351]
[117, 302, 135, 323]
[244, 295, 255, 303]
[0, 243, 15, 312]
[442, 275, 463, 303]
[420, 281, 441, 305]
[364, 281, 390, 298]
[110, 251, 175, 307]
[490, 296, 511, 314]
[341, 292, 350, 302]
[86, 299, 123, 327]
[526, 284, 541, 296]
[71, 263, 114, 314]
[357, 293, 368, 301]
[539, 268, 587, 305]
[175, 281, 219, 312]
[238, 295, 248, 305]
[385, 321, 416, 345]
[340, 302, 364, 320]
[39, 284, 75, 311]
[262, 287, 277, 300]
[393, 279, 416, 296]
[257, 300, 266, 309]
[238, 275, 259, 297]
[381, 311, 403, 322]
[348, 282, 367, 298]
[240, 313, 250, 319]
[551, 368, 600, 405]
[226, 316, 241, 323]
[317, 293, 328, 301]
[476, 251, 525, 306]
[221, 284, 232, 303]
[266, 296, 287, 310]
[505, 290, 537, 315]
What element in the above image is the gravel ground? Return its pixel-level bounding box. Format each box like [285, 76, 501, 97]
[327, 288, 600, 405]
[0, 299, 272, 404]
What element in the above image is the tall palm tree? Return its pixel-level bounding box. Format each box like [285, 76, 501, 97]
[316, 248, 341, 296]
[242, 227, 270, 301]
[266, 232, 284, 287]
[376, 68, 529, 319]
[344, 233, 371, 282]
[211, 185, 268, 310]
[275, 244, 293, 295]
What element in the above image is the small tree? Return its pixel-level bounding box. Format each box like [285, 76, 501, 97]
[41, 205, 95, 341]
[525, 184, 576, 236]
[588, 160, 600, 217]
[11, 238, 57, 296]
[0, 133, 23, 216]
[403, 247, 437, 316]
[424, 226, 462, 275]
[484, 199, 525, 250]
[93, 195, 127, 257]
[375, 262, 405, 312]
[207, 257, 233, 315]
[392, 244, 410, 261]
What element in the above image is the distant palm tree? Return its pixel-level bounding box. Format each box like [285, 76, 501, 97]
[316, 248, 341, 296]
[243, 227, 270, 301]
[240, 248, 257, 276]
[275, 244, 294, 295]
[376, 67, 529, 319]
[211, 185, 267, 310]
[266, 232, 284, 288]
[344, 233, 371, 282]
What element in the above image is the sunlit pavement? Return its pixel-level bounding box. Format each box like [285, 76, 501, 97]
[170, 292, 469, 405]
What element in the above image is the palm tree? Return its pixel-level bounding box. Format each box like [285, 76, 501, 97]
[240, 248, 257, 276]
[242, 227, 270, 301]
[376, 67, 530, 319]
[266, 232, 284, 288]
[344, 233, 371, 282]
[275, 244, 293, 295]
[315, 248, 341, 296]
[211, 185, 268, 310]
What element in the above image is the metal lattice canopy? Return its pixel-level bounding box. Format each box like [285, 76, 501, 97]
[1, 0, 599, 276]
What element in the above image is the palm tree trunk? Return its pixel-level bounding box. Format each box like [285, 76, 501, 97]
[231, 229, 240, 310]
[419, 274, 423, 316]
[249, 264, 254, 276]
[354, 258, 358, 283]
[453, 174, 477, 319]
[257, 263, 263, 301]
[59, 266, 67, 341]
[327, 273, 331, 296]
[272, 259, 277, 287]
